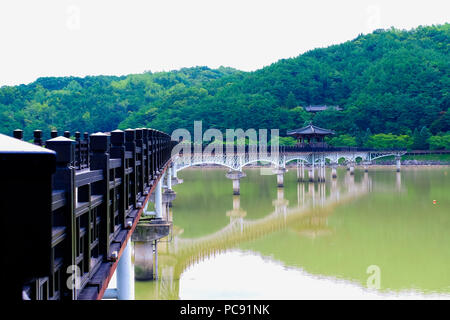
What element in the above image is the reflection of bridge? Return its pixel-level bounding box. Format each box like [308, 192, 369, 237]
[135, 170, 383, 300]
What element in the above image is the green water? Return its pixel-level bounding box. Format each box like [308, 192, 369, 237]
[135, 167, 450, 299]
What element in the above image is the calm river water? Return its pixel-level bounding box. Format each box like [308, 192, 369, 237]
[134, 167, 450, 299]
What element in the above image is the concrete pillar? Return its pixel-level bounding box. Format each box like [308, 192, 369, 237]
[396, 156, 401, 172]
[331, 166, 337, 179]
[319, 160, 325, 182]
[166, 166, 172, 190]
[349, 163, 355, 175]
[226, 170, 246, 195]
[308, 165, 315, 182]
[134, 241, 154, 280]
[117, 241, 134, 300]
[155, 172, 163, 219]
[232, 179, 240, 195]
[272, 168, 286, 187]
[277, 173, 284, 187]
[172, 163, 178, 178]
[296, 161, 301, 182]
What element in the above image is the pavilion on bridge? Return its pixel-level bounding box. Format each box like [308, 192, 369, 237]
[287, 123, 335, 147]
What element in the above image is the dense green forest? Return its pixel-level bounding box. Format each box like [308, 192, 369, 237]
[1, 24, 449, 149]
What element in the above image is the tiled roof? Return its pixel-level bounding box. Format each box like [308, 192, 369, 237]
[287, 124, 335, 136]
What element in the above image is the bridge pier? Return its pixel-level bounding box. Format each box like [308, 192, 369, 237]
[134, 241, 154, 280]
[171, 164, 182, 186]
[155, 172, 164, 219]
[116, 240, 134, 300]
[166, 166, 172, 190]
[396, 156, 401, 172]
[331, 165, 337, 179]
[318, 160, 326, 182]
[308, 165, 315, 182]
[225, 170, 246, 195]
[349, 163, 355, 175]
[297, 160, 305, 182]
[273, 168, 286, 187]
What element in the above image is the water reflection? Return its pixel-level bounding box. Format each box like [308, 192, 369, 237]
[135, 168, 450, 300]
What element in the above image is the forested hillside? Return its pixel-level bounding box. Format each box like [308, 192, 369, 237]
[1, 24, 449, 148]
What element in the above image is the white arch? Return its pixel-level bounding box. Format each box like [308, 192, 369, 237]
[370, 152, 406, 161]
[285, 157, 310, 165]
[241, 158, 281, 169]
[175, 161, 236, 172]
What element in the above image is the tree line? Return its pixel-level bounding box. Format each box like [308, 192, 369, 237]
[0, 24, 448, 150]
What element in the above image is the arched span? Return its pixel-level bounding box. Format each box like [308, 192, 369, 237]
[370, 152, 405, 161]
[175, 161, 236, 173]
[241, 158, 282, 169]
[285, 158, 310, 165]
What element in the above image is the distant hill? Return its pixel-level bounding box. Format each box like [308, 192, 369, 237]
[0, 24, 449, 142]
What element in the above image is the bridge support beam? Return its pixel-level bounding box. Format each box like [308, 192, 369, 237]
[396, 156, 401, 172]
[226, 170, 246, 195]
[116, 240, 134, 300]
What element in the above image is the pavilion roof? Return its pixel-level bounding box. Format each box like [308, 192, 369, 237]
[287, 123, 335, 136]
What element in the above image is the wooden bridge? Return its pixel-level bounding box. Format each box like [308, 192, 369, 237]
[1, 128, 176, 300]
[1, 127, 409, 301]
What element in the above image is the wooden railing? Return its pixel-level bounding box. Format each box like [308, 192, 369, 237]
[2, 128, 177, 300]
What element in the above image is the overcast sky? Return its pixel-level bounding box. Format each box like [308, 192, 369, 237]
[0, 0, 448, 86]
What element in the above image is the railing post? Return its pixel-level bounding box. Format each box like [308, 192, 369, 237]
[75, 132, 81, 169]
[13, 129, 23, 140]
[90, 133, 112, 260]
[2, 134, 56, 301]
[111, 130, 127, 229]
[125, 129, 137, 208]
[135, 128, 145, 196]
[46, 136, 76, 300]
[142, 128, 150, 188]
[34, 130, 43, 146]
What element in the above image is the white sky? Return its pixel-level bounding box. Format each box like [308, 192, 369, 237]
[0, 0, 448, 87]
